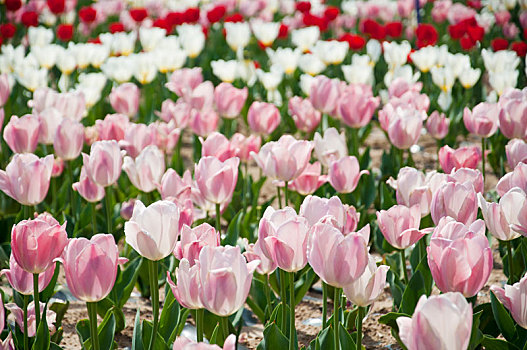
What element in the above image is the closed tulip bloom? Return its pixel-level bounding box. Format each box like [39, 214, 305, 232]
[387, 107, 423, 149]
[37, 108, 63, 145]
[72, 166, 106, 203]
[397, 293, 472, 350]
[123, 145, 165, 193]
[95, 114, 129, 141]
[427, 217, 492, 297]
[230, 133, 261, 162]
[431, 182, 478, 225]
[498, 188, 527, 237]
[446, 168, 484, 194]
[300, 195, 347, 230]
[3, 114, 40, 153]
[247, 101, 281, 135]
[307, 222, 369, 288]
[506, 139, 527, 169]
[289, 162, 327, 196]
[152, 121, 181, 155]
[313, 127, 347, 167]
[309, 75, 343, 116]
[387, 167, 433, 216]
[199, 245, 259, 317]
[496, 163, 527, 196]
[243, 239, 277, 275]
[185, 81, 215, 111]
[288, 96, 321, 133]
[172, 334, 236, 350]
[491, 274, 527, 329]
[0, 73, 10, 106]
[120, 199, 136, 221]
[11, 214, 68, 274]
[478, 189, 523, 241]
[165, 67, 203, 97]
[251, 135, 313, 182]
[167, 258, 203, 309]
[1, 255, 55, 295]
[190, 108, 219, 137]
[59, 234, 126, 302]
[201, 132, 237, 162]
[377, 205, 430, 250]
[426, 110, 450, 139]
[54, 118, 84, 160]
[109, 83, 140, 117]
[195, 156, 239, 205]
[499, 92, 527, 139]
[158, 100, 191, 128]
[173, 223, 220, 265]
[0, 153, 54, 206]
[343, 255, 389, 307]
[124, 200, 181, 261]
[463, 103, 500, 138]
[258, 206, 310, 272]
[438, 145, 481, 174]
[82, 140, 123, 187]
[328, 156, 369, 193]
[214, 83, 247, 119]
[158, 169, 193, 203]
[337, 85, 380, 128]
[6, 302, 56, 337]
[119, 123, 155, 158]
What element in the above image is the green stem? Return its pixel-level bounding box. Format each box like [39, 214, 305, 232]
[322, 282, 328, 329]
[284, 182, 289, 207]
[482, 137, 486, 190]
[148, 260, 159, 350]
[215, 203, 221, 236]
[264, 274, 271, 322]
[24, 205, 30, 219]
[23, 295, 29, 350]
[334, 288, 340, 350]
[105, 187, 113, 234]
[280, 269, 288, 335]
[196, 309, 204, 342]
[91, 202, 97, 236]
[418, 238, 426, 261]
[221, 317, 230, 342]
[356, 306, 364, 350]
[277, 187, 283, 209]
[289, 272, 296, 350]
[400, 249, 409, 285]
[33, 273, 40, 331]
[67, 161, 76, 218]
[507, 240, 514, 284]
[87, 302, 100, 350]
[243, 162, 249, 213]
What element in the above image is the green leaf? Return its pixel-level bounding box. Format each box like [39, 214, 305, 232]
[473, 303, 500, 338]
[132, 309, 143, 350]
[115, 257, 143, 308]
[222, 211, 243, 246]
[209, 323, 220, 345]
[75, 319, 90, 350]
[257, 323, 289, 350]
[378, 312, 409, 331]
[40, 263, 60, 302]
[491, 291, 517, 342]
[50, 343, 63, 350]
[141, 320, 169, 350]
[307, 326, 333, 350]
[32, 304, 50, 350]
[338, 322, 356, 349]
[400, 270, 426, 315]
[294, 268, 317, 306]
[469, 311, 484, 350]
[158, 292, 182, 343]
[481, 336, 520, 350]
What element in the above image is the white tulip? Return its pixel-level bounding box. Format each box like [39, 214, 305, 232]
[291, 26, 320, 52]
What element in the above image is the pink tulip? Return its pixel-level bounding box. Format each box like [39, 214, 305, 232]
[491, 274, 527, 329]
[258, 206, 310, 272]
[3, 114, 40, 153]
[158, 99, 191, 128]
[199, 245, 259, 316]
[288, 96, 321, 133]
[195, 156, 239, 205]
[498, 90, 527, 139]
[431, 0, 452, 22]
[496, 163, 527, 196]
[37, 108, 63, 145]
[495, 188, 527, 237]
[343, 254, 389, 307]
[54, 118, 84, 160]
[120, 199, 136, 220]
[377, 205, 430, 250]
[173, 223, 220, 265]
[463, 103, 500, 138]
[313, 128, 347, 167]
[307, 222, 369, 288]
[123, 145, 165, 193]
[151, 121, 181, 155]
[309, 75, 343, 116]
[288, 162, 327, 196]
[252, 135, 313, 182]
[478, 189, 524, 241]
[427, 217, 492, 297]
[438, 145, 482, 174]
[201, 132, 237, 161]
[172, 335, 236, 350]
[446, 168, 484, 194]
[165, 67, 203, 97]
[124, 200, 182, 261]
[51, 157, 64, 178]
[387, 107, 423, 149]
[337, 85, 380, 128]
[247, 101, 281, 135]
[32, 88, 85, 121]
[506, 139, 527, 169]
[11, 213, 67, 274]
[167, 258, 203, 309]
[1, 255, 55, 295]
[426, 111, 450, 139]
[431, 181, 478, 225]
[6, 302, 56, 337]
[328, 156, 369, 193]
[190, 108, 219, 137]
[95, 113, 129, 141]
[58, 234, 126, 302]
[387, 167, 433, 216]
[243, 239, 277, 275]
[185, 81, 214, 111]
[388, 78, 423, 98]
[0, 73, 10, 106]
[214, 83, 248, 119]
[230, 133, 261, 162]
[0, 298, 14, 349]
[82, 140, 123, 187]
[158, 169, 193, 202]
[343, 205, 361, 235]
[118, 123, 155, 158]
[299, 195, 347, 230]
[397, 293, 472, 350]
[0, 153, 54, 206]
[109, 83, 140, 117]
[72, 166, 106, 203]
